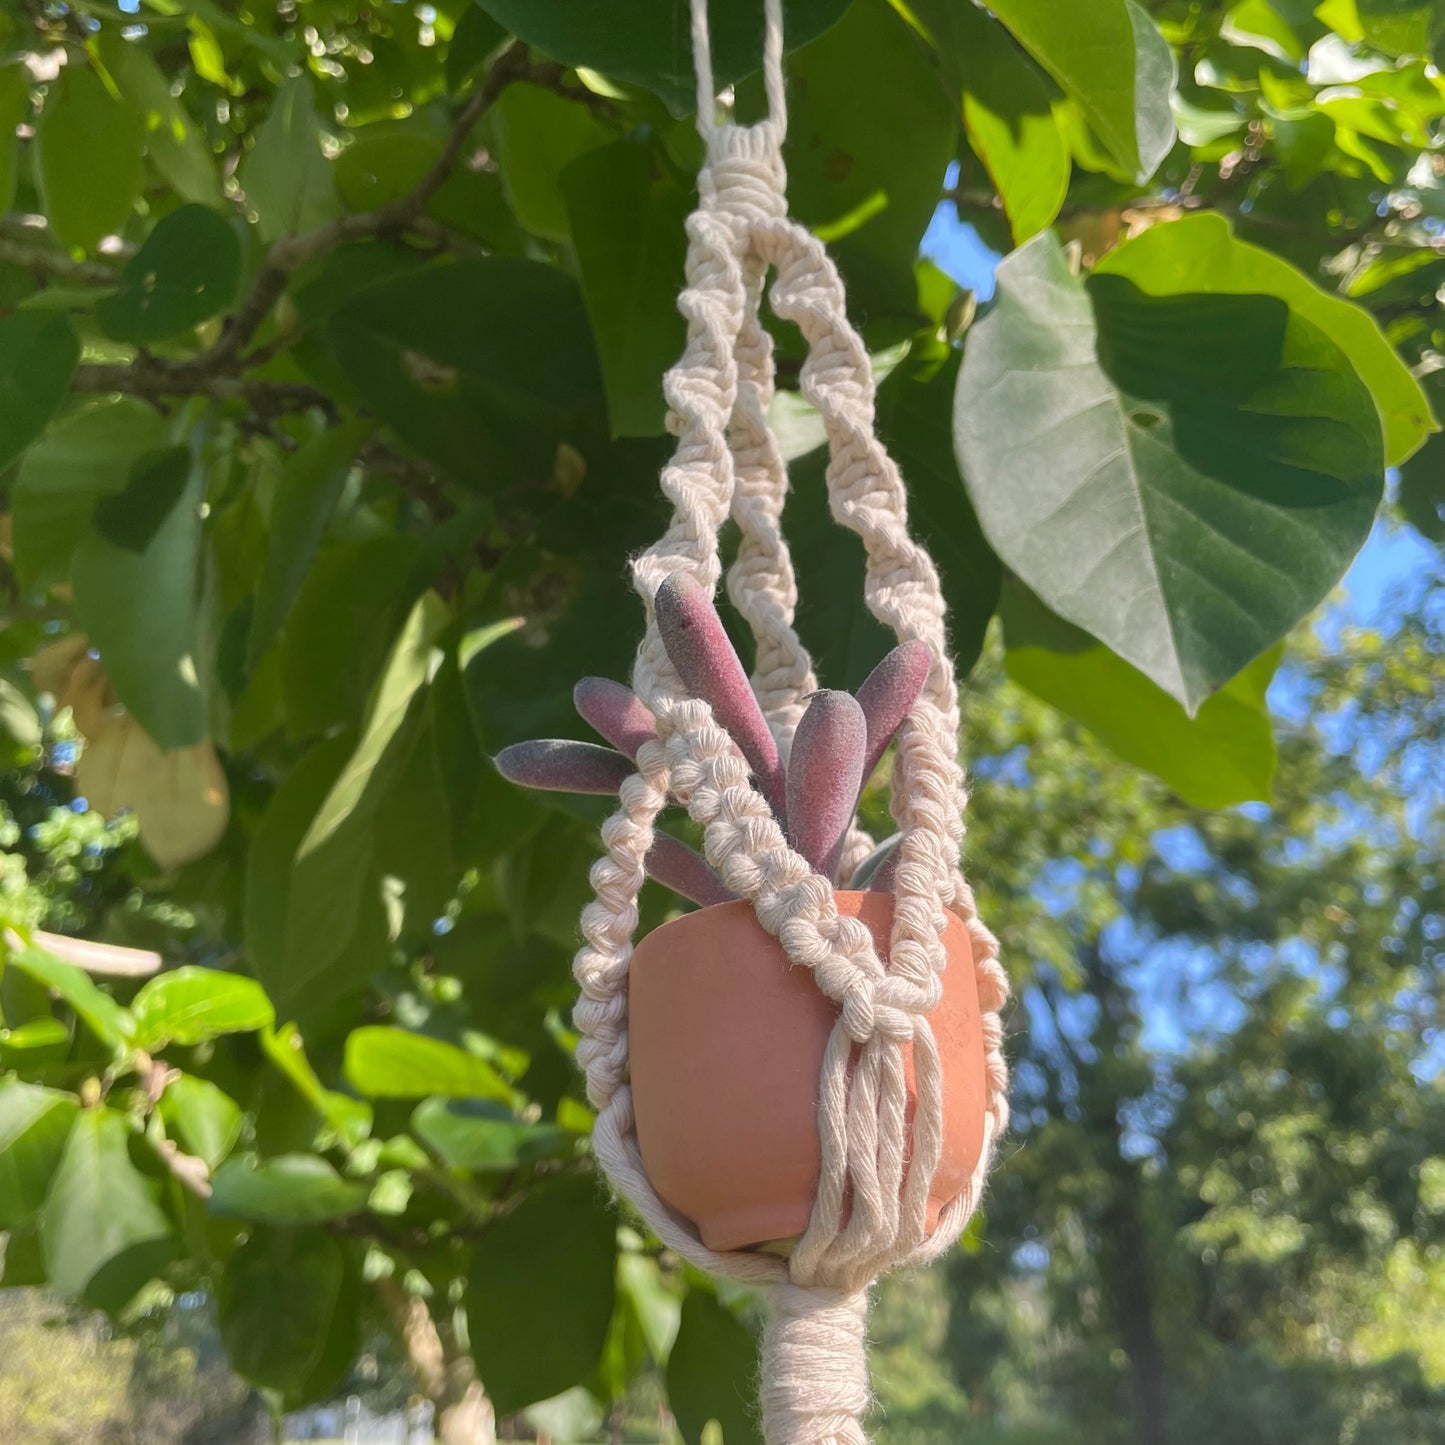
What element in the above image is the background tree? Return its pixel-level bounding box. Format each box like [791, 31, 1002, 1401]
[0, 0, 1442, 1441]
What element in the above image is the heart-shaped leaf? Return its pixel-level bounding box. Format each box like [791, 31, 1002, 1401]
[955, 229, 1383, 713]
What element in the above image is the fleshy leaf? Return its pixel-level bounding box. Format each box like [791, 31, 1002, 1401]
[573, 677, 658, 760]
[654, 573, 785, 820]
[786, 690, 867, 882]
[855, 641, 932, 783]
[645, 833, 734, 908]
[493, 739, 634, 796]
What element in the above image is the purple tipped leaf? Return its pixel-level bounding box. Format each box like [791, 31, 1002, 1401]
[856, 640, 933, 782]
[493, 739, 634, 795]
[645, 833, 736, 908]
[654, 573, 786, 821]
[850, 832, 902, 890]
[786, 690, 867, 883]
[574, 677, 658, 760]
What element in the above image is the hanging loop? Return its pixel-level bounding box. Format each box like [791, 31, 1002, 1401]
[691, 0, 789, 142]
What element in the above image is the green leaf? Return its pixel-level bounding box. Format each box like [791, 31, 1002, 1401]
[131, 967, 274, 1050]
[1001, 581, 1280, 807]
[411, 1097, 572, 1172]
[218, 1225, 360, 1403]
[0, 1081, 78, 1230]
[561, 138, 691, 437]
[1399, 432, 1445, 545]
[72, 446, 208, 750]
[474, 0, 851, 113]
[332, 126, 524, 251]
[666, 1287, 764, 1445]
[446, 4, 508, 92]
[245, 738, 390, 1025]
[326, 258, 605, 488]
[41, 1108, 174, 1310]
[334, 127, 439, 210]
[490, 82, 614, 243]
[955, 229, 1384, 713]
[1, 1225, 48, 1286]
[791, 350, 1000, 688]
[618, 1251, 683, 1364]
[0, 63, 28, 214]
[286, 591, 446, 983]
[35, 65, 144, 253]
[159, 1074, 243, 1171]
[371, 707, 458, 934]
[781, 0, 958, 335]
[93, 30, 221, 206]
[96, 205, 241, 344]
[249, 419, 372, 667]
[876, 350, 1001, 679]
[1094, 211, 1435, 467]
[0, 1016, 71, 1071]
[8, 946, 134, 1054]
[211, 1153, 368, 1224]
[468, 1174, 618, 1414]
[280, 535, 423, 737]
[0, 311, 79, 471]
[987, 0, 1175, 181]
[12, 399, 168, 589]
[955, 6, 1071, 243]
[260, 1024, 374, 1150]
[238, 75, 341, 242]
[344, 1026, 517, 1102]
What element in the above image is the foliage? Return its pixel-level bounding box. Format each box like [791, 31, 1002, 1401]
[0, 0, 1441, 1440]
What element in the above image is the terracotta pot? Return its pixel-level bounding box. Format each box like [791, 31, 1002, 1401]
[628, 890, 987, 1252]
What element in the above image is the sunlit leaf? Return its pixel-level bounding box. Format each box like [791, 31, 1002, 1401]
[131, 967, 274, 1050]
[956, 229, 1383, 712]
[35, 65, 144, 253]
[343, 1025, 517, 1103]
[41, 1108, 174, 1311]
[1002, 581, 1280, 807]
[211, 1153, 368, 1224]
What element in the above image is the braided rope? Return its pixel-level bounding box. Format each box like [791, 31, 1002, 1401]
[571, 2, 1009, 1438]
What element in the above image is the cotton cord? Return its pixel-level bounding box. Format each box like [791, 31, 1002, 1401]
[571, 2, 1010, 1440]
[761, 1286, 871, 1445]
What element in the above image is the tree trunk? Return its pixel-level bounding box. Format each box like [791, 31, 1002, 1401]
[1102, 1187, 1169, 1445]
[380, 1280, 496, 1445]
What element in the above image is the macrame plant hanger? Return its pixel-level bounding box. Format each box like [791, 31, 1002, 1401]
[571, 2, 1011, 1439]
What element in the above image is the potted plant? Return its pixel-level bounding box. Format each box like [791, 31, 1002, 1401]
[495, 574, 988, 1252]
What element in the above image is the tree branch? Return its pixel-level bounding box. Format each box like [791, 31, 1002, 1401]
[202, 40, 533, 371]
[0, 236, 120, 286]
[71, 363, 331, 414]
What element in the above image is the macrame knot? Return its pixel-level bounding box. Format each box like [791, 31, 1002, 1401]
[839, 975, 912, 1047]
[700, 122, 788, 221]
[761, 1284, 872, 1444]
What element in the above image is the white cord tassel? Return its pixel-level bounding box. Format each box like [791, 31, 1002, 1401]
[761, 1285, 872, 1444]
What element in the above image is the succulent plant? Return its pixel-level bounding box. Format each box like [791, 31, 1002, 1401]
[492, 572, 931, 908]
